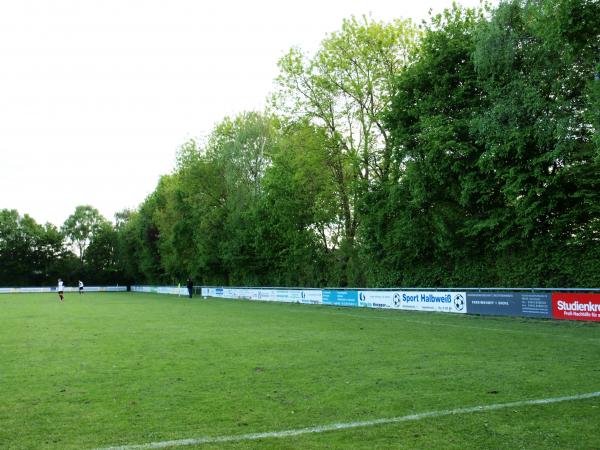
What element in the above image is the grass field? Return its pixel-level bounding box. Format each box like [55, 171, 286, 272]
[1, 292, 599, 449]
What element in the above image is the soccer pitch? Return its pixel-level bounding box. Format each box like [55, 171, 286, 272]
[1, 292, 599, 449]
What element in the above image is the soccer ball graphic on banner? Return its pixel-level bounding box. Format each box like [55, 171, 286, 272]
[453, 293, 465, 312]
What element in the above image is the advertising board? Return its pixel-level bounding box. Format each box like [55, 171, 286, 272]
[198, 287, 600, 322]
[322, 290, 358, 307]
[358, 291, 398, 309]
[552, 292, 600, 322]
[399, 291, 467, 314]
[288, 289, 323, 305]
[466, 292, 551, 318]
[201, 287, 323, 304]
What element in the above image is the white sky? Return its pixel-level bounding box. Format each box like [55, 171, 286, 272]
[0, 0, 487, 227]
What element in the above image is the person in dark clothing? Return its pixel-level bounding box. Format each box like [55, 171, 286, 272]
[186, 278, 193, 299]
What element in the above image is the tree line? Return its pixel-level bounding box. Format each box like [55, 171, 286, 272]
[2, 0, 599, 288]
[0, 206, 122, 286]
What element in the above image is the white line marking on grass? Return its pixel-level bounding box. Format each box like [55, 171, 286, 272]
[95, 391, 600, 450]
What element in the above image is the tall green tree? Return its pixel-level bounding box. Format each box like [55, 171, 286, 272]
[368, 5, 486, 286]
[374, 0, 599, 287]
[113, 209, 145, 284]
[205, 113, 278, 284]
[62, 205, 110, 263]
[173, 140, 229, 284]
[0, 209, 33, 286]
[470, 0, 600, 284]
[131, 113, 280, 285]
[85, 221, 119, 283]
[274, 16, 419, 285]
[256, 120, 339, 285]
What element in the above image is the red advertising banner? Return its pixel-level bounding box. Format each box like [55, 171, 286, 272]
[552, 292, 600, 322]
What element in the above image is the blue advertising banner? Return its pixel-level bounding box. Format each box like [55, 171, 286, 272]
[322, 290, 358, 307]
[466, 292, 551, 318]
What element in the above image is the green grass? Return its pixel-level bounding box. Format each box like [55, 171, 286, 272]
[1, 292, 599, 449]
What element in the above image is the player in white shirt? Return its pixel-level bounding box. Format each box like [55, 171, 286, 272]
[58, 278, 64, 302]
[78, 280, 84, 294]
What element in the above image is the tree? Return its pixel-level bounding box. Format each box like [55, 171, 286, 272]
[256, 120, 339, 285]
[174, 140, 229, 285]
[374, 0, 599, 287]
[85, 221, 119, 283]
[121, 113, 280, 286]
[62, 205, 110, 263]
[470, 0, 600, 284]
[273, 16, 419, 284]
[204, 113, 278, 284]
[113, 209, 145, 284]
[0, 209, 68, 286]
[369, 5, 487, 286]
[0, 209, 30, 285]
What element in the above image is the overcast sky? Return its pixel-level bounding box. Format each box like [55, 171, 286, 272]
[0, 0, 487, 227]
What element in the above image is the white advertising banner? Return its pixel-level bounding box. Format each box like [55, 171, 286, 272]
[228, 288, 256, 299]
[201, 287, 223, 298]
[295, 289, 323, 305]
[82, 286, 127, 292]
[253, 288, 323, 304]
[302, 290, 323, 304]
[358, 290, 467, 313]
[358, 291, 399, 309]
[200, 287, 323, 305]
[132, 286, 186, 295]
[398, 291, 467, 314]
[276, 290, 295, 303]
[198, 287, 466, 314]
[260, 289, 275, 301]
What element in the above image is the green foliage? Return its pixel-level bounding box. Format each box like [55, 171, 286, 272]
[472, 0, 599, 244]
[0, 209, 73, 286]
[362, 0, 600, 287]
[84, 221, 119, 283]
[363, 4, 486, 286]
[468, 0, 600, 283]
[274, 16, 419, 285]
[256, 121, 338, 285]
[62, 205, 110, 262]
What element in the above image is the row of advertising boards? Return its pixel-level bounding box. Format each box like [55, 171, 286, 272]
[197, 287, 600, 322]
[4, 285, 597, 322]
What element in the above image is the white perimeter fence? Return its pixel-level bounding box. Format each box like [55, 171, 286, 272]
[4, 284, 599, 322]
[0, 286, 127, 293]
[132, 285, 600, 322]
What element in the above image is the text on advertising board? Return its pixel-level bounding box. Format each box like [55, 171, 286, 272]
[552, 292, 600, 322]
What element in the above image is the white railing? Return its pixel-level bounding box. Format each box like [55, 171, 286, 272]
[0, 286, 127, 294]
